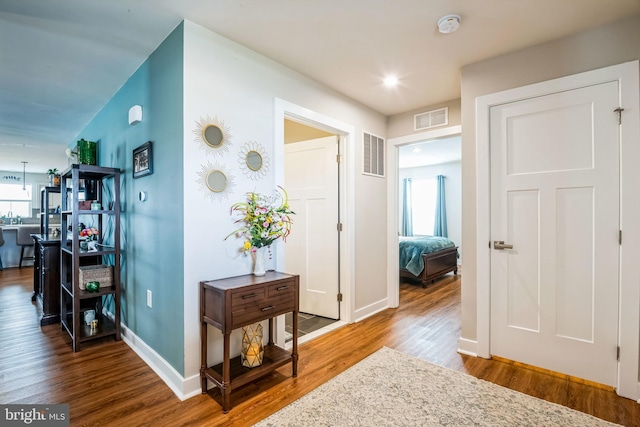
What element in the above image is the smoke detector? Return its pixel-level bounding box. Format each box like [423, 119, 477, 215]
[438, 14, 461, 34]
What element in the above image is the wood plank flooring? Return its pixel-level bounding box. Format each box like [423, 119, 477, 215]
[1, 268, 638, 426]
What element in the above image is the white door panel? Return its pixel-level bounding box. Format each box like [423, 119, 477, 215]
[490, 81, 619, 386]
[284, 136, 340, 319]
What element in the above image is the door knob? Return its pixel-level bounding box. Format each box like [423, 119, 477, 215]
[493, 241, 514, 250]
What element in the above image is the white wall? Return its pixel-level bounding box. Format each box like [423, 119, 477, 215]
[398, 161, 462, 263]
[387, 99, 461, 140]
[181, 21, 387, 392]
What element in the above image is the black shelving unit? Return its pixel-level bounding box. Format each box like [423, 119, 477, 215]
[59, 164, 121, 351]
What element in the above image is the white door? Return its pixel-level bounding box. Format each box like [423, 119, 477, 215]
[284, 136, 340, 319]
[490, 81, 620, 386]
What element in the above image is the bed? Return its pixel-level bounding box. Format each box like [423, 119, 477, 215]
[399, 236, 458, 287]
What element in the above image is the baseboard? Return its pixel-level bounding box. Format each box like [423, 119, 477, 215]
[120, 323, 203, 401]
[457, 337, 478, 357]
[354, 298, 389, 322]
[101, 309, 198, 401]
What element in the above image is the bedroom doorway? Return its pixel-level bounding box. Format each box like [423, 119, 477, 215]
[387, 126, 462, 308]
[397, 136, 462, 265]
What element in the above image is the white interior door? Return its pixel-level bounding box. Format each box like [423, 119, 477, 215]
[284, 136, 340, 319]
[490, 81, 620, 386]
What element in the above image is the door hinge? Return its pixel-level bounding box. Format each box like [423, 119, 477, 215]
[614, 107, 624, 125]
[619, 230, 622, 245]
[337, 293, 343, 302]
[617, 346, 620, 361]
[337, 223, 343, 232]
[336, 154, 342, 163]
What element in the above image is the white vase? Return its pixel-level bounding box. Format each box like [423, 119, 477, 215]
[252, 246, 267, 276]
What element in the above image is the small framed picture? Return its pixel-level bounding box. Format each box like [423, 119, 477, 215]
[133, 141, 153, 179]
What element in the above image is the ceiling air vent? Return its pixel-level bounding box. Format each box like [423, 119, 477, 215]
[414, 107, 448, 131]
[363, 132, 385, 177]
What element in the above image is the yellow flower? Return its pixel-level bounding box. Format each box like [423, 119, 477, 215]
[243, 241, 251, 250]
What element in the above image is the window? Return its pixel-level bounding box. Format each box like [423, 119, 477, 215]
[410, 178, 437, 235]
[0, 183, 33, 218]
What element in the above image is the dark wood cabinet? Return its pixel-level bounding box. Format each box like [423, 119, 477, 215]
[60, 164, 122, 351]
[31, 234, 60, 325]
[200, 271, 299, 413]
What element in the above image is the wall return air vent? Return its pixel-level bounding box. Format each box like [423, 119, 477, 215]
[414, 107, 448, 131]
[363, 132, 385, 177]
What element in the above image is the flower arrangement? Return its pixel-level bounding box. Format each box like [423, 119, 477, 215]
[80, 227, 99, 240]
[226, 187, 295, 251]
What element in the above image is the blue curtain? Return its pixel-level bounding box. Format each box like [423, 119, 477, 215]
[402, 178, 413, 236]
[434, 175, 448, 237]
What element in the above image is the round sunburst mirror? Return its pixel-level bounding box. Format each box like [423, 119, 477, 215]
[197, 161, 235, 201]
[206, 170, 227, 192]
[193, 116, 231, 157]
[203, 125, 224, 148]
[238, 141, 269, 180]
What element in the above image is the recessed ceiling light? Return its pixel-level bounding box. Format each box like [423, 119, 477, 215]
[383, 76, 398, 87]
[438, 14, 461, 34]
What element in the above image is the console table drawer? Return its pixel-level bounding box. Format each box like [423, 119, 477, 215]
[231, 286, 266, 309]
[232, 294, 295, 326]
[267, 281, 296, 298]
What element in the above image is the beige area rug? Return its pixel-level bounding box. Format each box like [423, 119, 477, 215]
[255, 347, 619, 427]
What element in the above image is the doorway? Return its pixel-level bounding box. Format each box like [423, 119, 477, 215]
[274, 98, 355, 347]
[283, 123, 340, 341]
[397, 135, 462, 276]
[387, 126, 462, 308]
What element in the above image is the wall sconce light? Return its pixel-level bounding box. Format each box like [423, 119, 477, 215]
[129, 105, 143, 125]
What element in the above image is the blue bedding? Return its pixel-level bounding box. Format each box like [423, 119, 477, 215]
[399, 236, 456, 276]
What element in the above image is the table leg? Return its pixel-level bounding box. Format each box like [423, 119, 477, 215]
[222, 332, 231, 413]
[292, 309, 298, 377]
[200, 321, 207, 394]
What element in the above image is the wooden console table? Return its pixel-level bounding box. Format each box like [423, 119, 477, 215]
[200, 271, 299, 413]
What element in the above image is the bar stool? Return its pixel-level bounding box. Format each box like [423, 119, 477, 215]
[16, 225, 40, 268]
[0, 228, 4, 270]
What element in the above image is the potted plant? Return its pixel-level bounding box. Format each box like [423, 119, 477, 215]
[47, 168, 61, 186]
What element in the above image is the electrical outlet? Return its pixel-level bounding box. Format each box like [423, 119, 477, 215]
[147, 290, 152, 308]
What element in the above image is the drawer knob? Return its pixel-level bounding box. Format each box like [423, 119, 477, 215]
[276, 286, 289, 291]
[242, 293, 258, 299]
[261, 305, 276, 312]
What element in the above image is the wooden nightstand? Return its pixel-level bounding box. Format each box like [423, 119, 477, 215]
[200, 271, 299, 413]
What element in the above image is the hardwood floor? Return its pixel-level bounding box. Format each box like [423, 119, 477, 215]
[1, 268, 638, 426]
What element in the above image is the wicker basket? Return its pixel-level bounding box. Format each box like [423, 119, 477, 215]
[79, 265, 113, 290]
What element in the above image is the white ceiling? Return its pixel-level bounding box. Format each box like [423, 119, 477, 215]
[2, 0, 640, 173]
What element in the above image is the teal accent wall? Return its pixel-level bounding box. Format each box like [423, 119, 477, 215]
[74, 23, 185, 374]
